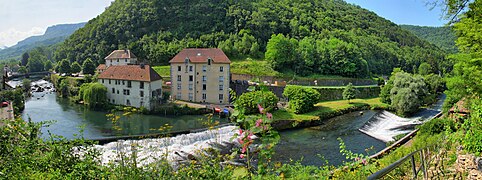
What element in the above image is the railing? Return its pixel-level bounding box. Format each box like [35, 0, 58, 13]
[367, 139, 446, 180]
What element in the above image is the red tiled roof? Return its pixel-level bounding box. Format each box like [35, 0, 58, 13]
[105, 50, 137, 59]
[169, 48, 231, 64]
[98, 65, 162, 82]
[96, 64, 106, 70]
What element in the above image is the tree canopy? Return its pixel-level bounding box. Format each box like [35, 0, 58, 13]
[54, 0, 446, 77]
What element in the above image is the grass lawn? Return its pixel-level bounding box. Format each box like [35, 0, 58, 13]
[230, 58, 280, 76]
[272, 97, 388, 121]
[287, 84, 379, 89]
[152, 65, 170, 77]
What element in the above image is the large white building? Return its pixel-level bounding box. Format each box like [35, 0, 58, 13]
[98, 64, 163, 110]
[97, 50, 163, 110]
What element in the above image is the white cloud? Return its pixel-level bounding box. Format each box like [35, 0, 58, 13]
[0, 27, 45, 47]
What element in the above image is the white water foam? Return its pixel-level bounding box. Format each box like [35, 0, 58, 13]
[85, 125, 239, 167]
[359, 110, 422, 142]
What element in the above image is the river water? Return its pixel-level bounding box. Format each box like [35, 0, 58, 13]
[22, 92, 226, 140]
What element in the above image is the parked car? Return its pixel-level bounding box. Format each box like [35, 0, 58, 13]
[1, 101, 9, 107]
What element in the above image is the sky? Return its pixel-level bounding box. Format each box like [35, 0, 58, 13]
[0, 0, 448, 48]
[0, 0, 112, 47]
[344, 0, 448, 27]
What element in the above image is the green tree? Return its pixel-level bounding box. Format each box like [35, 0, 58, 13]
[265, 34, 297, 72]
[44, 60, 53, 71]
[390, 72, 427, 116]
[18, 66, 28, 74]
[71, 61, 81, 74]
[80, 83, 108, 109]
[342, 83, 357, 103]
[418, 62, 432, 75]
[82, 58, 96, 75]
[58, 59, 71, 74]
[235, 90, 278, 114]
[21, 79, 31, 96]
[283, 86, 321, 114]
[27, 50, 47, 72]
[21, 52, 29, 66]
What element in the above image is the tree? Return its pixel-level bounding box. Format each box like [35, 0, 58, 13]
[18, 66, 28, 74]
[80, 83, 108, 109]
[21, 52, 29, 66]
[283, 86, 321, 114]
[235, 90, 278, 114]
[21, 79, 31, 96]
[265, 34, 297, 71]
[58, 59, 71, 74]
[82, 58, 96, 75]
[44, 60, 53, 71]
[27, 50, 47, 72]
[389, 72, 427, 116]
[343, 83, 357, 103]
[71, 61, 81, 74]
[418, 62, 432, 75]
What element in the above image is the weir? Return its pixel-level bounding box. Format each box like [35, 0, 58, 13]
[359, 94, 445, 143]
[86, 125, 239, 167]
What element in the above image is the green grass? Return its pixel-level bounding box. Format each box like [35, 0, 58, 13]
[230, 58, 280, 76]
[272, 98, 388, 121]
[287, 85, 379, 89]
[152, 65, 170, 77]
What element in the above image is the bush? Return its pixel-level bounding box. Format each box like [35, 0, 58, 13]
[80, 83, 108, 109]
[418, 118, 457, 135]
[235, 90, 278, 114]
[283, 86, 321, 114]
[463, 98, 482, 154]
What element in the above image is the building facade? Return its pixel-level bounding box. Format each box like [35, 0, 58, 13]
[170, 48, 231, 104]
[98, 63, 162, 110]
[105, 49, 138, 67]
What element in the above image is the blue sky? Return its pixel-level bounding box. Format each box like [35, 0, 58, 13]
[0, 0, 447, 48]
[345, 0, 448, 26]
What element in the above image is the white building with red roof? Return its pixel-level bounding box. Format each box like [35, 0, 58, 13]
[98, 50, 162, 110]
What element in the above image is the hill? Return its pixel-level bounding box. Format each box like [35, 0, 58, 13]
[400, 25, 457, 53]
[55, 0, 447, 77]
[0, 22, 86, 61]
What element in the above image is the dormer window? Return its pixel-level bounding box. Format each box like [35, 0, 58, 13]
[184, 58, 189, 64]
[208, 58, 212, 65]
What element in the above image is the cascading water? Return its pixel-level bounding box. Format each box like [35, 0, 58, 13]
[358, 94, 445, 142]
[359, 111, 422, 142]
[86, 125, 239, 167]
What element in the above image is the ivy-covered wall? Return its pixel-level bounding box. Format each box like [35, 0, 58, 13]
[313, 86, 381, 101]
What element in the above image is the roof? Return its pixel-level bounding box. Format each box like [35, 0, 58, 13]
[169, 48, 231, 64]
[105, 50, 137, 60]
[98, 65, 162, 82]
[96, 64, 106, 70]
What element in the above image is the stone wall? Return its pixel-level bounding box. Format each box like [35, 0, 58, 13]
[231, 73, 376, 86]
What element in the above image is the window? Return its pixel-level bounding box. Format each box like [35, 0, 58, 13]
[177, 84, 181, 90]
[219, 94, 224, 100]
[208, 58, 211, 65]
[177, 75, 182, 81]
[219, 84, 224, 91]
[202, 93, 207, 100]
[109, 79, 111, 84]
[220, 66, 224, 72]
[140, 91, 144, 97]
[126, 99, 131, 106]
[188, 93, 193, 101]
[185, 65, 188, 73]
[122, 80, 125, 85]
[178, 66, 181, 71]
[102, 79, 104, 83]
[112, 88, 115, 93]
[112, 99, 115, 103]
[117, 59, 119, 63]
[140, 82, 144, 89]
[127, 81, 132, 88]
[140, 101, 143, 107]
[202, 65, 207, 72]
[202, 84, 206, 91]
[117, 90, 119, 94]
[189, 66, 193, 72]
[219, 76, 224, 82]
[189, 83, 193, 90]
[189, 75, 193, 82]
[202, 75, 207, 82]
[125, 59, 127, 62]
[176, 92, 181, 99]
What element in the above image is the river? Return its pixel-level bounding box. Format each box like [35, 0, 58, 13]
[22, 91, 227, 140]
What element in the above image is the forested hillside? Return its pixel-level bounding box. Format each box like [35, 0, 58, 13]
[400, 25, 457, 53]
[0, 22, 86, 61]
[55, 0, 447, 77]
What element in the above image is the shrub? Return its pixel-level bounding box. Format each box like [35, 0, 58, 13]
[283, 86, 321, 114]
[342, 83, 357, 103]
[235, 90, 278, 114]
[81, 83, 108, 109]
[418, 118, 457, 135]
[463, 98, 482, 154]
